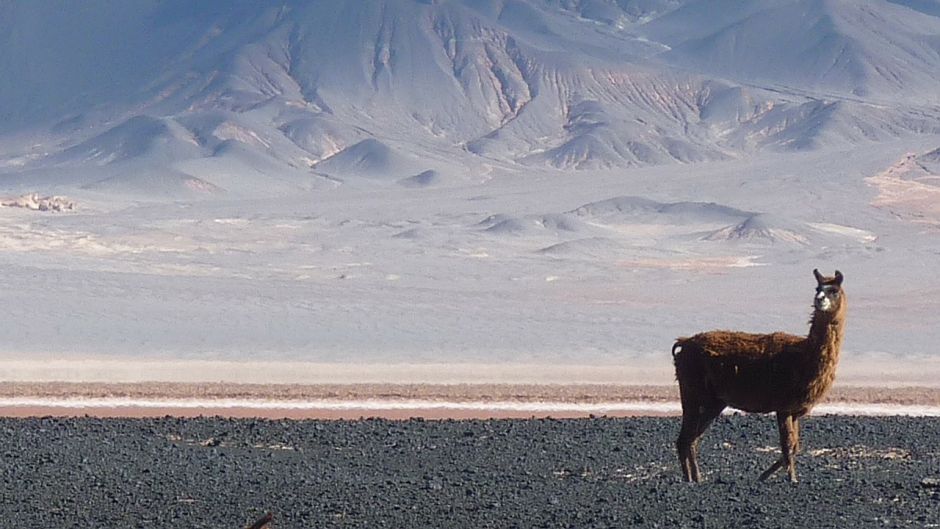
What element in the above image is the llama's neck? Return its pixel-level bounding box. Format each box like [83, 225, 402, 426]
[803, 304, 846, 400]
[807, 307, 845, 362]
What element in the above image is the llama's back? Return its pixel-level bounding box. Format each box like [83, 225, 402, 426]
[673, 331, 814, 413]
[675, 331, 804, 361]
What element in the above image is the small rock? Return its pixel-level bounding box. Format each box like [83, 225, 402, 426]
[921, 477, 940, 488]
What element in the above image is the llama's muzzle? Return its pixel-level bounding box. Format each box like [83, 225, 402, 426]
[815, 292, 831, 311]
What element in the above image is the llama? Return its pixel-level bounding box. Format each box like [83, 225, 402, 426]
[672, 269, 846, 483]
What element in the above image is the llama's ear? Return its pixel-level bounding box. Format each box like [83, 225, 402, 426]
[834, 270, 843, 285]
[813, 268, 823, 283]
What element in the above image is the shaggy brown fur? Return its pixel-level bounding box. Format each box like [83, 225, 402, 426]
[673, 269, 846, 482]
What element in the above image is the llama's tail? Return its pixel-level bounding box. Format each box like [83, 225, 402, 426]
[672, 337, 703, 369]
[671, 339, 688, 363]
[671, 338, 688, 359]
[672, 339, 692, 380]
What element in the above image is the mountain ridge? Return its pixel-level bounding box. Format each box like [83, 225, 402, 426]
[2, 0, 940, 197]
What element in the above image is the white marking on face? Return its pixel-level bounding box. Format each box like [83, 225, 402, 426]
[815, 286, 837, 311]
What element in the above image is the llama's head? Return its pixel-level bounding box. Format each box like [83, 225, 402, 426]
[813, 269, 844, 314]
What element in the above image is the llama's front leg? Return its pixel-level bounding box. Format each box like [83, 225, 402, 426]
[786, 416, 801, 482]
[760, 413, 799, 482]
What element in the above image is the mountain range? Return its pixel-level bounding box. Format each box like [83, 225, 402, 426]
[3, 0, 940, 197]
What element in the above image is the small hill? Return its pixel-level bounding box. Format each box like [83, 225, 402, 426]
[537, 237, 628, 257]
[279, 115, 365, 164]
[479, 213, 592, 237]
[398, 170, 443, 188]
[704, 214, 809, 245]
[315, 139, 430, 181]
[569, 196, 751, 225]
[82, 168, 221, 199]
[58, 116, 203, 166]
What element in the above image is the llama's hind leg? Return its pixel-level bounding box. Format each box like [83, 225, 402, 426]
[759, 412, 800, 482]
[676, 400, 725, 482]
[677, 413, 696, 482]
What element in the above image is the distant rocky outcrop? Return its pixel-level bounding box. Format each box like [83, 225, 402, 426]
[1, 193, 75, 212]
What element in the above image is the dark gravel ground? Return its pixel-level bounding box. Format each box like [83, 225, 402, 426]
[1, 415, 938, 528]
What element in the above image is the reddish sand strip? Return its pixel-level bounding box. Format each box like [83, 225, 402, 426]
[0, 405, 674, 420]
[3, 382, 939, 406]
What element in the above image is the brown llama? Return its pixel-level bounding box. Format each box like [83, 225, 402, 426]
[672, 269, 846, 483]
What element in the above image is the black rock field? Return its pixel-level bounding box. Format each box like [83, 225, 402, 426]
[1, 415, 938, 528]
